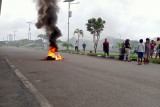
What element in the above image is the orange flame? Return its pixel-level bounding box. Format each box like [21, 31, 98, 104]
[47, 46, 63, 60]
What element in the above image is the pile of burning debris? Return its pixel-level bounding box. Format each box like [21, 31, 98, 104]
[46, 46, 63, 60]
[34, 0, 63, 61]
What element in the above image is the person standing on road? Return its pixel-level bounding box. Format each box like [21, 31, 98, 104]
[103, 38, 109, 57]
[75, 41, 78, 52]
[82, 42, 86, 52]
[155, 37, 160, 59]
[150, 40, 156, 59]
[124, 39, 131, 62]
[144, 38, 150, 64]
[137, 39, 145, 65]
[119, 42, 125, 60]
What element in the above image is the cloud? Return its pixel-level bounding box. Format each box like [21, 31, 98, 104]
[1, 0, 160, 41]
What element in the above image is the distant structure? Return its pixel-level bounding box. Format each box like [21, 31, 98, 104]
[0, 0, 2, 15]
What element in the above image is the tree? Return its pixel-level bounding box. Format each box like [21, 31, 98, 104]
[86, 17, 105, 53]
[38, 34, 49, 49]
[62, 42, 74, 49]
[74, 29, 84, 48]
[57, 39, 62, 44]
[37, 34, 49, 41]
[117, 42, 121, 49]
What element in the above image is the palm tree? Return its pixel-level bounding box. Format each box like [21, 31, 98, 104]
[74, 29, 84, 48]
[62, 42, 74, 49]
[86, 17, 105, 53]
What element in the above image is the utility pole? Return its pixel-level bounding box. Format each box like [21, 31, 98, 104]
[0, 0, 2, 15]
[6, 34, 8, 41]
[26, 22, 32, 40]
[9, 34, 12, 41]
[67, 1, 71, 50]
[13, 31, 17, 41]
[64, 0, 79, 50]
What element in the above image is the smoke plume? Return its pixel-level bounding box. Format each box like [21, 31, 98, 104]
[34, 0, 61, 51]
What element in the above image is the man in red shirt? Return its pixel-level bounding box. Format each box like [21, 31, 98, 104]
[103, 38, 109, 57]
[150, 40, 156, 58]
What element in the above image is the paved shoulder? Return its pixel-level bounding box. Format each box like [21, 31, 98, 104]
[0, 56, 40, 107]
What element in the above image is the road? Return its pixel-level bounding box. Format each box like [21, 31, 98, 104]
[0, 47, 160, 107]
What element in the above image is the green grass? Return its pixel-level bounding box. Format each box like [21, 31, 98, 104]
[61, 50, 138, 58]
[61, 50, 160, 64]
[61, 50, 85, 54]
[87, 53, 119, 57]
[149, 59, 160, 64]
[130, 55, 138, 59]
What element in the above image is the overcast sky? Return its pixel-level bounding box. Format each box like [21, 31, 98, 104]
[0, 0, 160, 41]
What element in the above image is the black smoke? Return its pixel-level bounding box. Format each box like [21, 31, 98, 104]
[34, 0, 61, 51]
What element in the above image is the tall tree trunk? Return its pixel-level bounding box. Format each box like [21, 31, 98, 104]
[94, 34, 100, 53]
[94, 46, 96, 53]
[94, 43, 97, 53]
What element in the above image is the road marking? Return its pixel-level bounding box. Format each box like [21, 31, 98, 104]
[4, 57, 53, 107]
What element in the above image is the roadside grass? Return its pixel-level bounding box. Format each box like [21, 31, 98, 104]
[61, 50, 138, 59]
[130, 55, 138, 59]
[149, 59, 160, 64]
[61, 50, 85, 54]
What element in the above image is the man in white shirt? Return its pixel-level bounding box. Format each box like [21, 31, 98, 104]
[75, 41, 78, 51]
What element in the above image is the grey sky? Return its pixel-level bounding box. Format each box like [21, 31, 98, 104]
[0, 0, 160, 41]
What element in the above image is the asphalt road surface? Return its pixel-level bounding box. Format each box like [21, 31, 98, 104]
[0, 47, 160, 107]
[0, 51, 40, 107]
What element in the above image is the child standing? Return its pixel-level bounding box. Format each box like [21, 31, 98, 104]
[137, 39, 145, 65]
[150, 40, 156, 59]
[144, 38, 150, 64]
[155, 37, 160, 59]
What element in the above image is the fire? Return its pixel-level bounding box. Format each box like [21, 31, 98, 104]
[46, 46, 63, 60]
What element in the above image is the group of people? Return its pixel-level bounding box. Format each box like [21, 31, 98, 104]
[137, 37, 160, 65]
[75, 37, 160, 65]
[103, 38, 133, 61]
[118, 39, 132, 61]
[118, 37, 160, 65]
[75, 41, 86, 52]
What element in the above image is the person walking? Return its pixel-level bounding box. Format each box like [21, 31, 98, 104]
[155, 37, 160, 59]
[124, 39, 131, 62]
[144, 38, 150, 64]
[82, 42, 86, 52]
[103, 38, 109, 57]
[150, 40, 156, 59]
[75, 41, 78, 52]
[137, 39, 145, 65]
